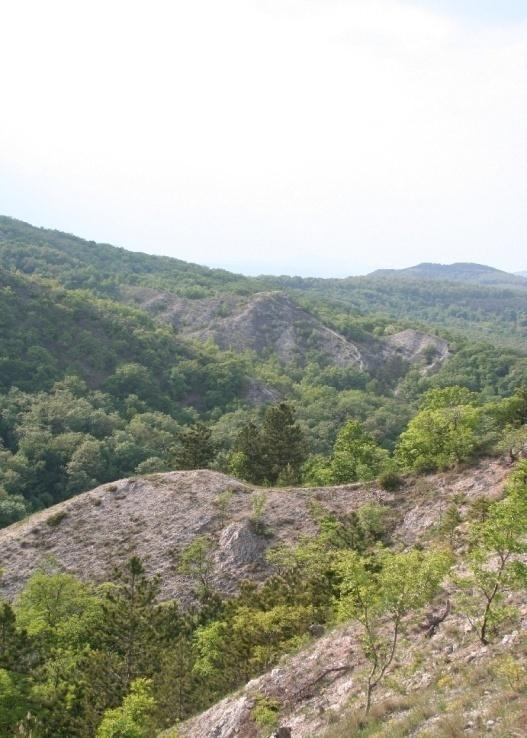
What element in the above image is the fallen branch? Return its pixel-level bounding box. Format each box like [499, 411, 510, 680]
[422, 599, 450, 638]
[293, 664, 350, 699]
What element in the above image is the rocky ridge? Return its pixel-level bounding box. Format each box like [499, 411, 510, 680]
[0, 461, 505, 603]
[124, 287, 449, 373]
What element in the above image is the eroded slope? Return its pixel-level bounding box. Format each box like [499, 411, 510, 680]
[124, 287, 449, 373]
[0, 461, 506, 603]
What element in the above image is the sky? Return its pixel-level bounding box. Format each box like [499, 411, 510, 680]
[1, 0, 526, 277]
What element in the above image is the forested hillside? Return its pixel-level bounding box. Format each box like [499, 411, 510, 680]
[3, 216, 527, 348]
[1, 216, 527, 525]
[269, 275, 527, 349]
[0, 216, 260, 298]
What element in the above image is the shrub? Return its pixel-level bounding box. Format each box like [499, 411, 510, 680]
[378, 471, 403, 491]
[251, 694, 280, 735]
[357, 502, 391, 543]
[214, 489, 234, 527]
[46, 511, 68, 528]
[250, 491, 268, 535]
[0, 494, 27, 527]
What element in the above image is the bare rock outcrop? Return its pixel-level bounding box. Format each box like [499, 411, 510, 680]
[213, 521, 268, 593]
[135, 289, 367, 368]
[0, 461, 507, 604]
[124, 287, 450, 378]
[383, 328, 449, 373]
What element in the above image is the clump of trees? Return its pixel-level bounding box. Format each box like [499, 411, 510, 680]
[394, 404, 480, 472]
[304, 420, 389, 485]
[394, 387, 527, 475]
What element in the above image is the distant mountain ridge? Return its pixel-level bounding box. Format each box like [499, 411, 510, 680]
[369, 262, 527, 289]
[2, 215, 524, 293]
[2, 215, 527, 350]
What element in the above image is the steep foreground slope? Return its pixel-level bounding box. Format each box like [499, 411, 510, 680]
[171, 463, 524, 738]
[177, 593, 527, 738]
[1, 460, 521, 738]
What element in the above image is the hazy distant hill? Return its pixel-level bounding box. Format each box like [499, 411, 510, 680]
[369, 262, 527, 289]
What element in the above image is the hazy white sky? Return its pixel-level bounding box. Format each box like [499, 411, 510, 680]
[1, 0, 526, 276]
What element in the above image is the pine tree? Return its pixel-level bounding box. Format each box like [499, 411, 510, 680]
[230, 404, 306, 484]
[259, 403, 306, 484]
[0, 603, 34, 734]
[155, 636, 206, 727]
[230, 422, 266, 483]
[0, 602, 32, 672]
[100, 557, 162, 691]
[173, 424, 215, 470]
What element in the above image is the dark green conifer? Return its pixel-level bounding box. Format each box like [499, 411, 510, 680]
[173, 424, 215, 470]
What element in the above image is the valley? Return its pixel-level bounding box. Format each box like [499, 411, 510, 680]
[1, 216, 527, 738]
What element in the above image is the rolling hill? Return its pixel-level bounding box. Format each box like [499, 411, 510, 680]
[2, 216, 527, 351]
[369, 262, 527, 289]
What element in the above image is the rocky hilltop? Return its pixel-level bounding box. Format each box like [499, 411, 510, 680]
[0, 461, 505, 604]
[124, 288, 366, 366]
